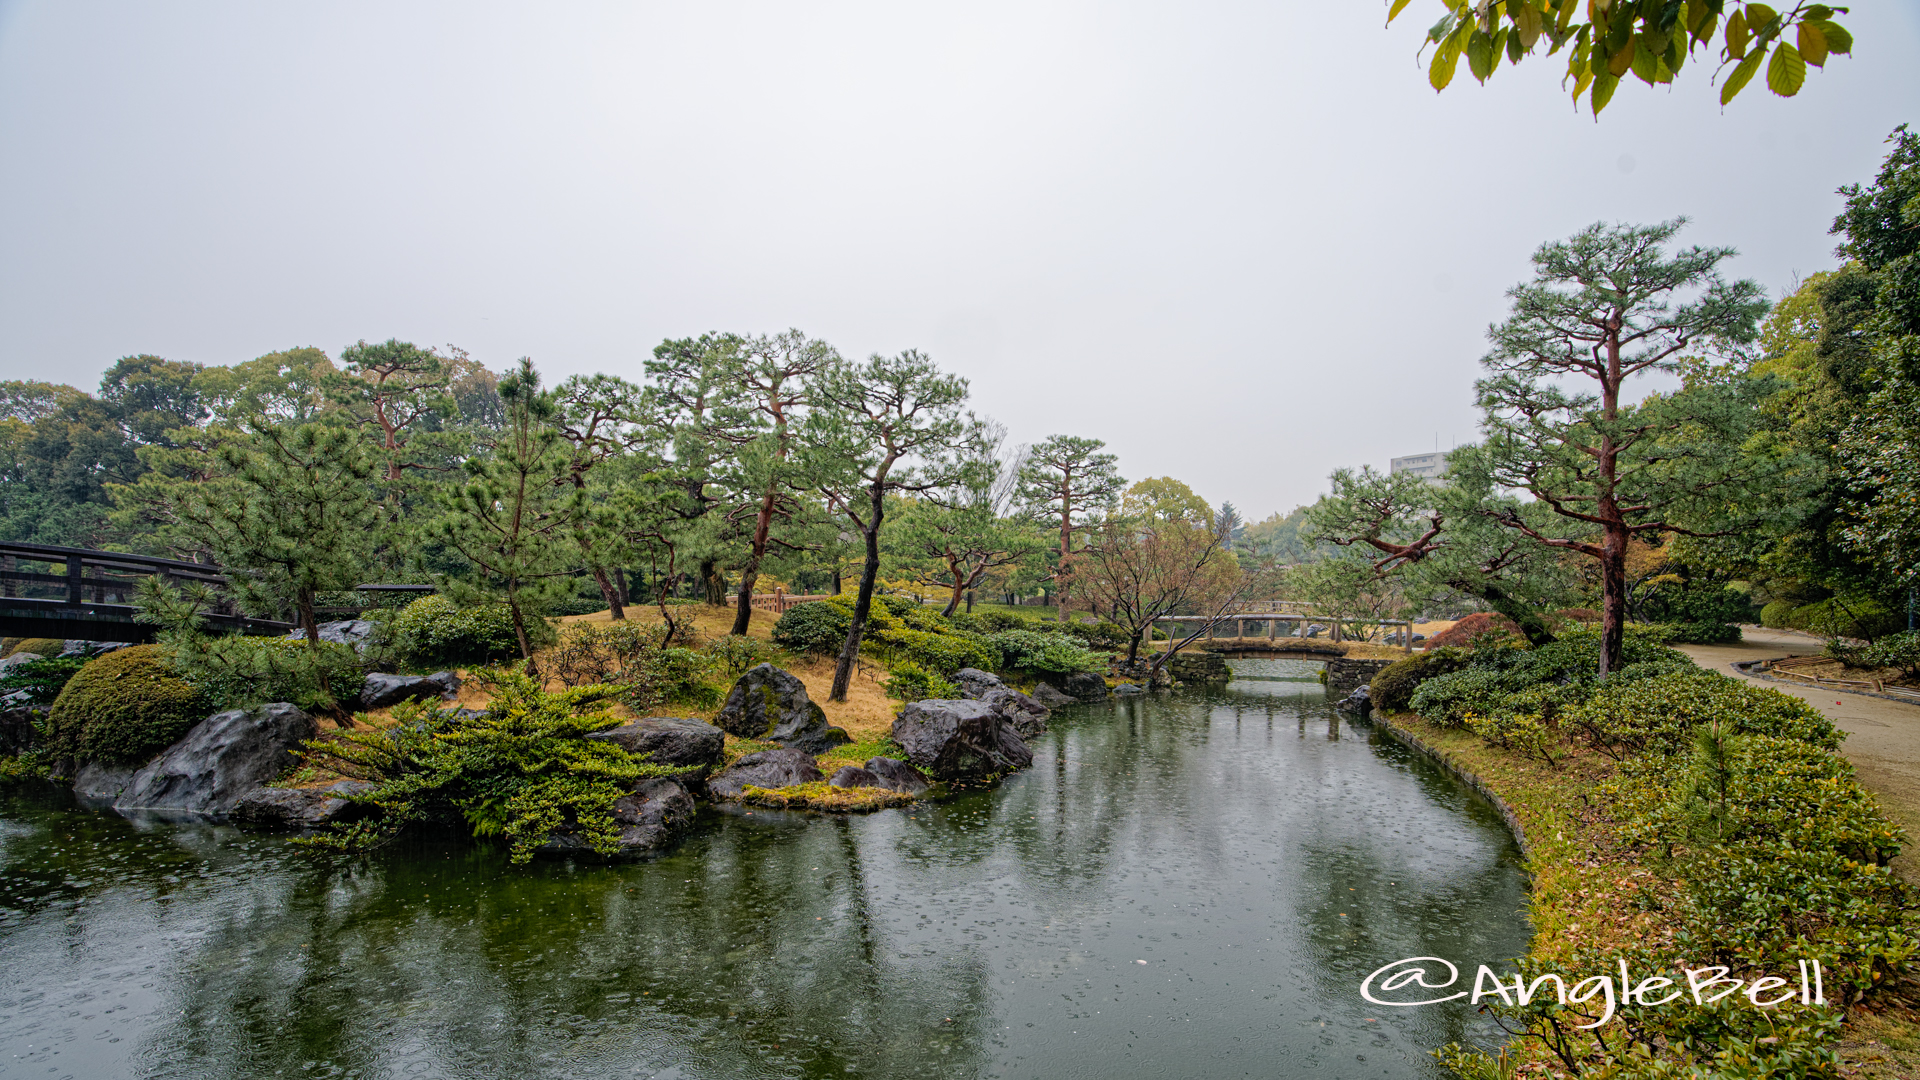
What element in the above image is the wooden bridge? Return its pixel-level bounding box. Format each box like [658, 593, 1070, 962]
[1150, 612, 1417, 656]
[0, 542, 294, 642]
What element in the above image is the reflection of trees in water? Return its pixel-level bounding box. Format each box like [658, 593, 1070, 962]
[13, 799, 998, 1080]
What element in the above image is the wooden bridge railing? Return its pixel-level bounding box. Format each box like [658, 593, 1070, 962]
[1152, 612, 1416, 653]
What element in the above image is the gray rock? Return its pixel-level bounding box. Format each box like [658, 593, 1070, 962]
[230, 780, 373, 830]
[1336, 684, 1372, 714]
[713, 664, 847, 754]
[891, 699, 1032, 780]
[1304, 623, 1328, 638]
[1058, 670, 1110, 701]
[538, 778, 695, 860]
[285, 620, 381, 651]
[1113, 682, 1145, 695]
[586, 717, 725, 779]
[58, 640, 128, 658]
[706, 748, 825, 800]
[361, 671, 460, 710]
[981, 687, 1049, 737]
[71, 761, 138, 808]
[0, 704, 43, 754]
[829, 765, 881, 789]
[113, 703, 317, 818]
[951, 667, 1005, 700]
[863, 756, 930, 796]
[0, 651, 44, 673]
[1030, 682, 1076, 709]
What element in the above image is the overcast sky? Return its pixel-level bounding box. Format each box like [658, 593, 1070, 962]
[2, 2, 1916, 519]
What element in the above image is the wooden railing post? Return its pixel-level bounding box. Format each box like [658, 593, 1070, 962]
[67, 558, 83, 605]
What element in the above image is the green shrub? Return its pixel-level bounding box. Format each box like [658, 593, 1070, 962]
[1656, 620, 1742, 645]
[389, 595, 550, 667]
[300, 672, 678, 864]
[975, 610, 1035, 633]
[985, 629, 1102, 675]
[1410, 667, 1521, 727]
[627, 647, 722, 710]
[771, 601, 850, 655]
[1464, 709, 1558, 766]
[1861, 630, 1920, 679]
[5, 637, 67, 659]
[883, 660, 958, 703]
[0, 656, 89, 707]
[708, 635, 768, 677]
[1073, 621, 1134, 650]
[541, 597, 610, 617]
[1563, 670, 1839, 759]
[47, 645, 206, 764]
[1368, 648, 1468, 713]
[1788, 597, 1902, 640]
[165, 635, 365, 713]
[874, 626, 997, 674]
[1759, 599, 1797, 629]
[540, 620, 669, 687]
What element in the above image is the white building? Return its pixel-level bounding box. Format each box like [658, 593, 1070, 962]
[1390, 451, 1450, 482]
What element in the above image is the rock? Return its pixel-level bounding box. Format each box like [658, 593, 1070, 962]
[1057, 670, 1109, 702]
[706, 748, 826, 800]
[58, 640, 128, 658]
[285, 620, 381, 651]
[71, 761, 138, 808]
[361, 671, 460, 710]
[891, 699, 1032, 780]
[0, 704, 43, 754]
[713, 664, 847, 754]
[586, 717, 725, 780]
[863, 756, 931, 796]
[829, 765, 881, 788]
[113, 703, 317, 818]
[0, 651, 44, 673]
[951, 667, 1005, 700]
[1114, 682, 1145, 695]
[981, 687, 1049, 737]
[538, 778, 695, 860]
[1030, 682, 1076, 709]
[1336, 684, 1372, 714]
[1304, 623, 1328, 639]
[230, 780, 373, 830]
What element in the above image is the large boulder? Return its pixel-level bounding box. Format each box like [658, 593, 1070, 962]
[951, 667, 1004, 700]
[112, 703, 317, 818]
[863, 756, 930, 796]
[230, 780, 373, 830]
[70, 761, 138, 808]
[586, 717, 725, 783]
[0, 704, 43, 755]
[360, 671, 460, 710]
[1056, 671, 1110, 702]
[1030, 682, 1076, 709]
[829, 765, 880, 789]
[538, 778, 695, 860]
[0, 651, 44, 674]
[1335, 684, 1372, 714]
[707, 748, 826, 800]
[1113, 682, 1145, 696]
[286, 620, 381, 652]
[891, 699, 1032, 780]
[713, 664, 848, 754]
[981, 687, 1049, 737]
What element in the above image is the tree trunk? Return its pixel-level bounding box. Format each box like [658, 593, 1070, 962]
[966, 590, 975, 613]
[731, 564, 759, 636]
[614, 567, 630, 604]
[507, 595, 538, 677]
[831, 488, 886, 702]
[590, 565, 626, 620]
[942, 581, 963, 618]
[1599, 524, 1629, 676]
[833, 566, 844, 595]
[1126, 631, 1141, 664]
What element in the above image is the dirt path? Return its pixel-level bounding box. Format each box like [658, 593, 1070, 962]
[1676, 627, 1920, 881]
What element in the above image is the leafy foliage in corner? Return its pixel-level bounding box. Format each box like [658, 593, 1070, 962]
[170, 635, 365, 714]
[883, 660, 958, 703]
[771, 601, 851, 655]
[389, 594, 553, 668]
[0, 657, 88, 707]
[984, 629, 1102, 676]
[299, 671, 677, 864]
[1857, 631, 1920, 680]
[46, 645, 205, 764]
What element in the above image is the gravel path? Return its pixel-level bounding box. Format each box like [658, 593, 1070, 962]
[1676, 627, 1920, 882]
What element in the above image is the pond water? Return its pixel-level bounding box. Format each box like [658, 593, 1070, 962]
[0, 659, 1529, 1080]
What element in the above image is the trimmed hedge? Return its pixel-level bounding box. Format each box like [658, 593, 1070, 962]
[47, 645, 206, 764]
[388, 595, 551, 667]
[771, 601, 850, 655]
[1367, 648, 1468, 713]
[1563, 669, 1839, 759]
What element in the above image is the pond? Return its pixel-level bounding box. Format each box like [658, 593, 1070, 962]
[0, 659, 1529, 1080]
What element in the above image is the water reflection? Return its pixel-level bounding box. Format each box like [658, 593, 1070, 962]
[0, 661, 1528, 1079]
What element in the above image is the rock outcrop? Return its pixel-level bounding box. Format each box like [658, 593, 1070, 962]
[1055, 671, 1110, 702]
[285, 620, 381, 651]
[113, 703, 317, 818]
[1334, 684, 1372, 714]
[713, 664, 847, 754]
[586, 717, 725, 784]
[951, 667, 1004, 700]
[538, 778, 695, 859]
[706, 748, 826, 800]
[230, 780, 374, 830]
[1030, 682, 1076, 709]
[828, 765, 880, 788]
[891, 699, 1032, 780]
[980, 687, 1049, 736]
[862, 756, 930, 795]
[0, 704, 43, 755]
[360, 671, 460, 710]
